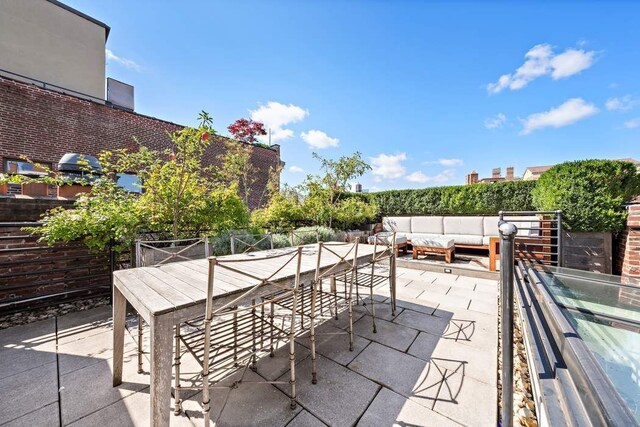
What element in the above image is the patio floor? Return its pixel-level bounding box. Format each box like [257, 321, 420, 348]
[0, 266, 498, 426]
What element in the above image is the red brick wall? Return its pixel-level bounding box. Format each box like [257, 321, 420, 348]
[0, 75, 280, 209]
[620, 203, 640, 278]
[0, 195, 74, 222]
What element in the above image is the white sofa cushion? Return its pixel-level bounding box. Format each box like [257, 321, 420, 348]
[447, 234, 484, 246]
[408, 232, 445, 241]
[410, 216, 444, 234]
[368, 233, 408, 245]
[443, 217, 484, 236]
[412, 236, 454, 249]
[382, 217, 411, 233]
[483, 216, 540, 238]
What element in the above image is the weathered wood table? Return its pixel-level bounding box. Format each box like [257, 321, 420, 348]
[112, 243, 389, 427]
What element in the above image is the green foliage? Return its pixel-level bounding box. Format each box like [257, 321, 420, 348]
[271, 233, 292, 249]
[251, 186, 305, 230]
[291, 226, 337, 245]
[365, 180, 536, 217]
[30, 112, 251, 252]
[332, 196, 379, 230]
[532, 159, 640, 232]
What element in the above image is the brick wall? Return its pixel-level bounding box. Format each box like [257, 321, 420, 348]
[619, 203, 640, 278]
[0, 75, 280, 209]
[0, 195, 74, 222]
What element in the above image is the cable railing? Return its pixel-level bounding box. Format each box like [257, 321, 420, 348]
[499, 210, 563, 267]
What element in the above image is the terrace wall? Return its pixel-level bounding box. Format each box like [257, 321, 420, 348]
[619, 203, 640, 279]
[0, 74, 280, 209]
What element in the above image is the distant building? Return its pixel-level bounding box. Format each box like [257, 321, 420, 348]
[522, 166, 553, 181]
[466, 167, 516, 185]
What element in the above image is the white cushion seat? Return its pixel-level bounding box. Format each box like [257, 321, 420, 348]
[411, 236, 454, 249]
[368, 234, 408, 245]
[447, 234, 485, 246]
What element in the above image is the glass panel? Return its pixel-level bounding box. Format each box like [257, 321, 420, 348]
[534, 265, 640, 421]
[116, 173, 142, 193]
[4, 159, 49, 176]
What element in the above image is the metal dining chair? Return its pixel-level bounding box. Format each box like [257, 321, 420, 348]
[133, 236, 210, 373]
[173, 247, 303, 425]
[343, 232, 397, 333]
[263, 240, 360, 384]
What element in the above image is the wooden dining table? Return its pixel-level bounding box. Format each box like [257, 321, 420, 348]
[112, 243, 391, 426]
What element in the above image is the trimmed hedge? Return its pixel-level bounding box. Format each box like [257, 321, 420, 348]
[532, 159, 640, 232]
[361, 180, 537, 218]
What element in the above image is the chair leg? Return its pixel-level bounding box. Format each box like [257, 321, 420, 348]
[251, 301, 257, 371]
[174, 326, 182, 415]
[370, 283, 377, 334]
[348, 295, 354, 351]
[310, 282, 318, 385]
[137, 314, 144, 374]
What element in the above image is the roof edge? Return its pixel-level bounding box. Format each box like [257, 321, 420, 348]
[46, 0, 111, 41]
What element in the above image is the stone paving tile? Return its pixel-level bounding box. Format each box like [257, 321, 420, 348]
[1, 401, 59, 427]
[396, 276, 414, 287]
[395, 285, 425, 300]
[353, 299, 403, 322]
[396, 268, 431, 280]
[0, 318, 57, 380]
[393, 309, 452, 336]
[431, 372, 497, 427]
[419, 292, 471, 310]
[68, 389, 195, 427]
[395, 297, 440, 316]
[256, 341, 311, 381]
[57, 306, 113, 344]
[353, 316, 418, 352]
[188, 370, 301, 427]
[407, 332, 441, 360]
[58, 328, 138, 375]
[467, 298, 499, 315]
[430, 338, 497, 386]
[281, 354, 379, 427]
[301, 323, 370, 366]
[0, 361, 59, 425]
[357, 387, 463, 427]
[60, 351, 149, 425]
[286, 409, 327, 426]
[427, 272, 460, 284]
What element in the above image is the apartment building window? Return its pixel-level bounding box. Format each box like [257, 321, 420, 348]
[4, 158, 50, 176]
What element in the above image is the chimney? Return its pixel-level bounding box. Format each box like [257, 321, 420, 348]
[466, 171, 479, 185]
[492, 167, 501, 179]
[506, 167, 514, 181]
[355, 183, 363, 193]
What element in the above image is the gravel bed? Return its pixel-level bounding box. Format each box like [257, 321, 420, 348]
[498, 297, 538, 427]
[0, 296, 111, 330]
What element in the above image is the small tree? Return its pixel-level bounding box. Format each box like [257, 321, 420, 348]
[227, 118, 267, 144]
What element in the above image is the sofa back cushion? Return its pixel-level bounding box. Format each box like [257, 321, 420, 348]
[410, 216, 444, 234]
[443, 216, 484, 236]
[483, 215, 541, 237]
[382, 216, 412, 233]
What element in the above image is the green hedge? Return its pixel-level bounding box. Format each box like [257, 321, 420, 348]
[532, 159, 640, 232]
[362, 180, 537, 218]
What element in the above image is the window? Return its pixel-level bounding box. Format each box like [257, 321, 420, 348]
[116, 173, 142, 193]
[4, 159, 49, 177]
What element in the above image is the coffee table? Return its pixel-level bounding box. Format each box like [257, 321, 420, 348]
[411, 237, 455, 263]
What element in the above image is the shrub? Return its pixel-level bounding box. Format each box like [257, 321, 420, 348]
[532, 159, 640, 232]
[365, 180, 536, 218]
[271, 233, 291, 249]
[291, 226, 337, 245]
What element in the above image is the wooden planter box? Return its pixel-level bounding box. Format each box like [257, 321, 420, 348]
[58, 184, 91, 198]
[21, 182, 49, 197]
[0, 183, 7, 195]
[562, 231, 613, 274]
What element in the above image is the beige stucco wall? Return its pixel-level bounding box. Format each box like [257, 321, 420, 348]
[0, 0, 106, 100]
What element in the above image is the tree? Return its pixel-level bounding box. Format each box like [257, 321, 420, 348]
[304, 152, 372, 228]
[227, 118, 267, 144]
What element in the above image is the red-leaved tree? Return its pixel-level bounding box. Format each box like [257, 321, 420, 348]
[227, 118, 267, 144]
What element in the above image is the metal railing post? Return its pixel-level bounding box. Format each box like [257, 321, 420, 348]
[499, 221, 517, 427]
[556, 210, 563, 267]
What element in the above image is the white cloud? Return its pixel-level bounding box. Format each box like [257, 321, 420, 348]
[624, 118, 640, 129]
[520, 98, 599, 135]
[300, 130, 339, 149]
[487, 44, 595, 94]
[606, 95, 638, 111]
[105, 49, 141, 72]
[422, 158, 464, 167]
[289, 165, 304, 173]
[406, 169, 455, 184]
[250, 102, 309, 142]
[484, 113, 507, 129]
[370, 153, 407, 180]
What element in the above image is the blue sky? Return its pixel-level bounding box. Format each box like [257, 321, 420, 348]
[67, 0, 639, 190]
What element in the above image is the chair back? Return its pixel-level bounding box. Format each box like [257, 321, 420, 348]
[230, 231, 274, 254]
[205, 246, 304, 319]
[135, 236, 210, 267]
[314, 239, 360, 283]
[369, 232, 396, 265]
